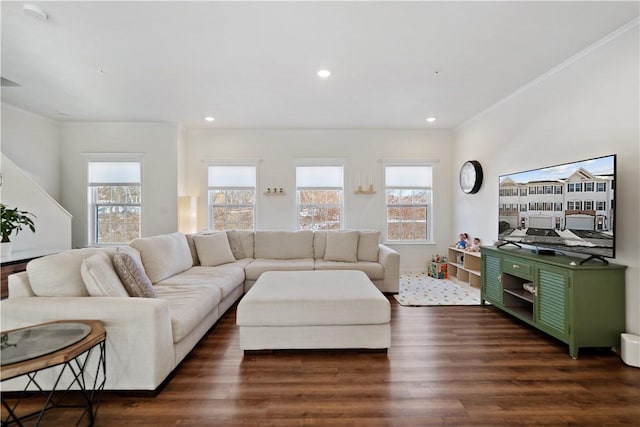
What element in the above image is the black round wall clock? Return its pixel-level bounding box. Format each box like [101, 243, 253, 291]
[459, 160, 483, 194]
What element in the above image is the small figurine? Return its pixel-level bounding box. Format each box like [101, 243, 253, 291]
[455, 233, 470, 249]
[466, 237, 481, 252]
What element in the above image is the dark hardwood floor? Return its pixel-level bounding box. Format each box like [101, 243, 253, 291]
[5, 297, 640, 426]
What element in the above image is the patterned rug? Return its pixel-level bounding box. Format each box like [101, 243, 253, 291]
[394, 272, 481, 306]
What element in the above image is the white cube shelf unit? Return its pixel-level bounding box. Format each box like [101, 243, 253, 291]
[447, 246, 481, 288]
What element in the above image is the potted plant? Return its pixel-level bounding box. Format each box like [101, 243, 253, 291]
[1, 204, 36, 257]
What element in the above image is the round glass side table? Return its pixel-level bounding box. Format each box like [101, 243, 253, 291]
[1, 320, 106, 426]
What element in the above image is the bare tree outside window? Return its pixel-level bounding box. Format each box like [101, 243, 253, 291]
[94, 185, 141, 243]
[296, 165, 343, 230]
[210, 189, 255, 230]
[385, 165, 433, 241]
[88, 161, 142, 245]
[208, 165, 256, 231]
[298, 189, 342, 230]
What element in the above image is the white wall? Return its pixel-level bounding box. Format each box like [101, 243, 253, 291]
[177, 125, 189, 196]
[186, 129, 454, 270]
[453, 24, 640, 333]
[60, 122, 180, 248]
[1, 104, 62, 201]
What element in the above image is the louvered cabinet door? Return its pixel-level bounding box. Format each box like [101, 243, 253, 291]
[535, 267, 569, 341]
[482, 253, 502, 305]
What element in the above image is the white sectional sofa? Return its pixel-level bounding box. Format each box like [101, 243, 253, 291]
[1, 229, 399, 392]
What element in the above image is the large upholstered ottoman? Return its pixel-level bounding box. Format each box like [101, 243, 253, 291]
[236, 270, 391, 351]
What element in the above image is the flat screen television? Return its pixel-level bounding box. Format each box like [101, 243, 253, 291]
[497, 154, 616, 262]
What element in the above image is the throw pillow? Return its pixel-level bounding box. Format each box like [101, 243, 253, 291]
[324, 231, 359, 263]
[226, 230, 246, 260]
[81, 252, 130, 297]
[357, 230, 380, 262]
[194, 232, 236, 266]
[112, 251, 156, 298]
[129, 232, 192, 283]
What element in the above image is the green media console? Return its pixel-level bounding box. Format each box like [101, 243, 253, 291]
[480, 246, 626, 358]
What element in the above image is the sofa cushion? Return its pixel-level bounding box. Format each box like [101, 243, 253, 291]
[254, 230, 314, 259]
[157, 265, 244, 299]
[314, 260, 384, 280]
[324, 231, 359, 263]
[202, 263, 247, 286]
[244, 258, 315, 281]
[226, 230, 246, 260]
[357, 231, 380, 262]
[237, 231, 254, 258]
[113, 251, 157, 298]
[313, 231, 327, 259]
[130, 232, 192, 283]
[81, 252, 130, 297]
[27, 248, 103, 297]
[184, 233, 200, 266]
[194, 233, 236, 267]
[155, 284, 222, 343]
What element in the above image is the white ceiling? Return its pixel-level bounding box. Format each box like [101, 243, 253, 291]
[1, 1, 638, 129]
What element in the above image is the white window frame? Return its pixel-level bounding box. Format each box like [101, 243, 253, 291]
[85, 153, 144, 246]
[207, 163, 258, 231]
[295, 159, 345, 231]
[383, 161, 435, 244]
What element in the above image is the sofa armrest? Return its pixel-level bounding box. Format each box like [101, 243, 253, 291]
[378, 244, 400, 293]
[0, 296, 175, 391]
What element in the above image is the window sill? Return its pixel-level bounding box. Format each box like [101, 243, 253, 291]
[383, 241, 436, 246]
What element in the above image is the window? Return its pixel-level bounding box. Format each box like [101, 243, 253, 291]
[385, 165, 432, 241]
[554, 202, 563, 211]
[88, 161, 141, 245]
[596, 201, 606, 211]
[584, 201, 594, 210]
[208, 165, 256, 231]
[567, 201, 583, 210]
[554, 185, 563, 194]
[597, 182, 607, 192]
[296, 165, 343, 230]
[584, 182, 594, 192]
[568, 182, 583, 192]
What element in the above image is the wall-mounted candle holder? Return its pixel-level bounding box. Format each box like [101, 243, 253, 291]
[265, 187, 286, 195]
[354, 185, 376, 195]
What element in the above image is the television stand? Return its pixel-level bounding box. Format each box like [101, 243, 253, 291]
[496, 240, 521, 249]
[579, 255, 609, 265]
[481, 246, 625, 358]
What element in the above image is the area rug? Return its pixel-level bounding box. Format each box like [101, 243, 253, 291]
[394, 272, 481, 306]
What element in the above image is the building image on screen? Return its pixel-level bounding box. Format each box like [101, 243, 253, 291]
[498, 155, 616, 259]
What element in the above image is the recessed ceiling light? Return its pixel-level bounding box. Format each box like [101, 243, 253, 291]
[204, 116, 215, 122]
[317, 70, 331, 79]
[426, 117, 437, 123]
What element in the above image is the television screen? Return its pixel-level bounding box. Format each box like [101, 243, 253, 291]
[498, 154, 616, 259]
